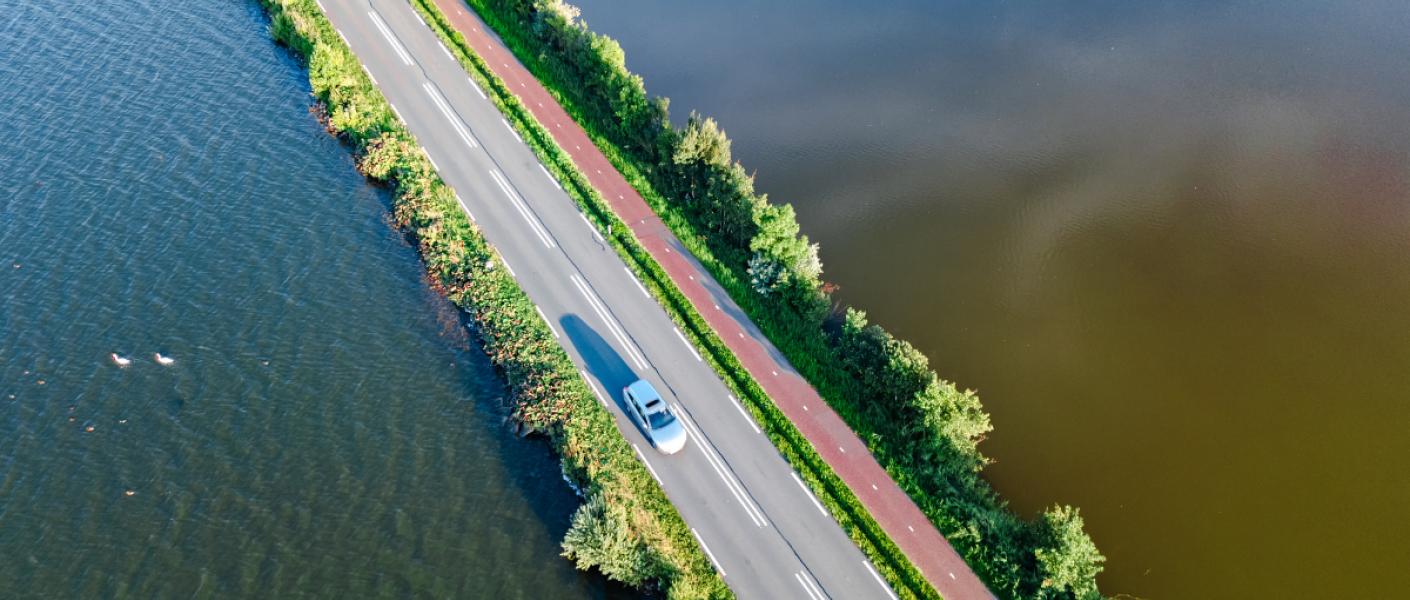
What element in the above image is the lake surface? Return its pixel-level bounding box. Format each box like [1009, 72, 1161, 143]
[0, 0, 642, 597]
[565, 0, 1410, 597]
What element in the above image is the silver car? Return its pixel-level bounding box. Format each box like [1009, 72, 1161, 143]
[623, 379, 687, 454]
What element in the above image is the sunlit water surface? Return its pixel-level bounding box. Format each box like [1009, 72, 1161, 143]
[0, 0, 641, 597]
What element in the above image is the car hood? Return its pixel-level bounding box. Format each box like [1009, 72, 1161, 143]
[653, 419, 687, 454]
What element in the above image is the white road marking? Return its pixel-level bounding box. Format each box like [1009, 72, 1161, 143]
[412, 9, 425, 26]
[579, 214, 603, 241]
[950, 573, 956, 579]
[625, 268, 650, 298]
[425, 152, 440, 172]
[536, 306, 559, 338]
[581, 371, 607, 407]
[489, 170, 555, 247]
[388, 102, 405, 123]
[795, 572, 827, 600]
[501, 119, 522, 142]
[539, 164, 562, 189]
[335, 28, 349, 47]
[791, 472, 828, 516]
[438, 40, 454, 61]
[633, 444, 662, 484]
[453, 192, 474, 221]
[571, 274, 649, 370]
[361, 64, 378, 85]
[468, 77, 486, 99]
[727, 395, 760, 434]
[314, 0, 325, 12]
[422, 82, 478, 148]
[368, 11, 414, 65]
[497, 255, 516, 277]
[863, 561, 901, 600]
[674, 406, 767, 527]
[673, 327, 701, 361]
[691, 528, 726, 577]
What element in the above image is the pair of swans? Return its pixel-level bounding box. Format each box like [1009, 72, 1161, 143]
[111, 353, 173, 366]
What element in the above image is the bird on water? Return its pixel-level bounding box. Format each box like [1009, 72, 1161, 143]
[111, 354, 131, 366]
[155, 353, 174, 365]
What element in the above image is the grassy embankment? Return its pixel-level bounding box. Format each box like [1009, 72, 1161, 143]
[423, 1, 1108, 599]
[402, 1, 945, 599]
[258, 1, 730, 597]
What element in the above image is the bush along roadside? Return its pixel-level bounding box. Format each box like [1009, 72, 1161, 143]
[405, 1, 945, 599]
[423, 1, 1108, 599]
[258, 1, 731, 598]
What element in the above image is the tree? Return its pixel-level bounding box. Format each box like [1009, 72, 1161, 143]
[1032, 506, 1105, 600]
[561, 492, 653, 585]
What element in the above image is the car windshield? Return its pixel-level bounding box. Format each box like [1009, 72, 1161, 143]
[646, 406, 675, 429]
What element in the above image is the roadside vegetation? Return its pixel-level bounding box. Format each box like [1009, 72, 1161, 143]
[431, 1, 1108, 598]
[259, 1, 730, 597]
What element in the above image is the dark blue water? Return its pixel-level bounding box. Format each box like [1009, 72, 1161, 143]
[0, 0, 640, 597]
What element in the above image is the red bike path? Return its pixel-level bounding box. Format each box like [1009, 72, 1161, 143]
[430, 2, 996, 598]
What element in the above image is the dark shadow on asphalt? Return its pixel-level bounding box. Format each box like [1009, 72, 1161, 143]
[559, 314, 649, 440]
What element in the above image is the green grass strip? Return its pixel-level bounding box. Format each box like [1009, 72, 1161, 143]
[405, 1, 943, 598]
[258, 1, 730, 598]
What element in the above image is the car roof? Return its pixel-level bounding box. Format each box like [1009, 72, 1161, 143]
[627, 380, 662, 404]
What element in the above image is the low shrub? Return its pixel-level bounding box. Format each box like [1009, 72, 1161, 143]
[257, 1, 730, 598]
[438, 1, 1108, 598]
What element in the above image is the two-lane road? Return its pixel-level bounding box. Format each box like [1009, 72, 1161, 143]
[315, 1, 901, 598]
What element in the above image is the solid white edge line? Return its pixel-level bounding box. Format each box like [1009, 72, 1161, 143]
[315, 0, 326, 12]
[438, 40, 454, 61]
[423, 83, 478, 148]
[501, 118, 521, 141]
[335, 28, 348, 47]
[800, 571, 827, 600]
[791, 472, 829, 516]
[795, 573, 825, 600]
[581, 371, 608, 407]
[579, 213, 604, 241]
[489, 170, 555, 247]
[424, 151, 440, 172]
[389, 102, 404, 123]
[535, 306, 559, 338]
[727, 395, 761, 434]
[674, 406, 766, 527]
[453, 192, 475, 221]
[413, 10, 425, 25]
[673, 327, 702, 361]
[361, 64, 378, 86]
[633, 444, 662, 484]
[571, 275, 649, 370]
[863, 561, 901, 600]
[691, 528, 726, 577]
[625, 268, 651, 298]
[368, 11, 414, 66]
[497, 255, 516, 277]
[469, 77, 486, 99]
[539, 164, 562, 189]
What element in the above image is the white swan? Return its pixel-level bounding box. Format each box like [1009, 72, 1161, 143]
[112, 353, 131, 366]
[155, 353, 174, 365]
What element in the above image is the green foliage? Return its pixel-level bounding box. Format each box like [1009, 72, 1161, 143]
[455, 2, 1110, 598]
[1032, 507, 1106, 600]
[256, 1, 730, 598]
[746, 253, 785, 296]
[562, 492, 652, 586]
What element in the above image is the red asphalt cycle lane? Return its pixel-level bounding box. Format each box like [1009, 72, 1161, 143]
[430, 1, 996, 598]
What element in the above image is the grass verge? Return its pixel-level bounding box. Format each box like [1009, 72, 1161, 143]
[404, 1, 943, 598]
[258, 0, 730, 597]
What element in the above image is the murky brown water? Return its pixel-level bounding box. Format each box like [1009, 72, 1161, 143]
[565, 0, 1410, 597]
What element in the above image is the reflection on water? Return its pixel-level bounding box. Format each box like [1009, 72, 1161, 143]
[0, 0, 641, 597]
[567, 0, 1410, 597]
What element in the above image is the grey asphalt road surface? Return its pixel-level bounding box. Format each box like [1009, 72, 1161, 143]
[315, 1, 902, 598]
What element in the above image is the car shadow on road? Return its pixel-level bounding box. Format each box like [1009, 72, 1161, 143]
[559, 314, 649, 440]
